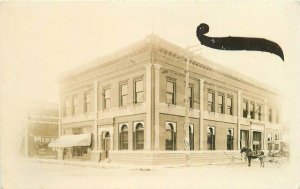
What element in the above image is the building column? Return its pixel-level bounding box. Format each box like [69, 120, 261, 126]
[237, 90, 241, 150]
[154, 63, 161, 150]
[110, 133, 114, 150]
[57, 92, 63, 159]
[145, 63, 153, 150]
[199, 78, 205, 150]
[93, 80, 98, 150]
[263, 99, 268, 150]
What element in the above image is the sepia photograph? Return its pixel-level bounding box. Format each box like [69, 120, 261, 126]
[0, 1, 299, 189]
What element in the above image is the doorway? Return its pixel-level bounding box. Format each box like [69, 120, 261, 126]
[103, 132, 110, 158]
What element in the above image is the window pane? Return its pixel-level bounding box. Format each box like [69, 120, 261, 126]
[167, 93, 174, 104]
[208, 92, 213, 102]
[227, 97, 232, 106]
[121, 84, 128, 95]
[105, 99, 111, 109]
[188, 87, 192, 97]
[135, 80, 143, 92]
[218, 95, 223, 104]
[121, 95, 127, 106]
[105, 89, 111, 98]
[167, 81, 174, 93]
[136, 92, 143, 103]
[243, 101, 247, 109]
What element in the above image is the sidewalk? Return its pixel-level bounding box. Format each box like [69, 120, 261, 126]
[22, 156, 246, 170]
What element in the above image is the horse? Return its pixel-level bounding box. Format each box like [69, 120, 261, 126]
[240, 147, 265, 167]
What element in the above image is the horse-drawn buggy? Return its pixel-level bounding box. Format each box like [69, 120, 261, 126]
[240, 141, 289, 167]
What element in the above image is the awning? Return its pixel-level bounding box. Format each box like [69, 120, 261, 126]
[48, 134, 91, 148]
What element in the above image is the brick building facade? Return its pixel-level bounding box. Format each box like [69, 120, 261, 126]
[56, 35, 282, 164]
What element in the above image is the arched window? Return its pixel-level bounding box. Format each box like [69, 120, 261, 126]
[134, 122, 144, 150]
[207, 127, 215, 150]
[103, 131, 110, 151]
[189, 124, 194, 150]
[120, 124, 128, 150]
[227, 129, 234, 150]
[166, 122, 176, 150]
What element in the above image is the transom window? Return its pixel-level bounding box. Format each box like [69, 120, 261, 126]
[104, 88, 111, 109]
[120, 83, 128, 107]
[166, 81, 175, 105]
[207, 91, 215, 112]
[134, 80, 144, 104]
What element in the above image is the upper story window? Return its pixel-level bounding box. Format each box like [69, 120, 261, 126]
[226, 96, 233, 115]
[243, 100, 248, 118]
[227, 128, 234, 150]
[73, 95, 78, 115]
[207, 126, 215, 150]
[104, 88, 111, 109]
[84, 91, 92, 113]
[134, 79, 144, 104]
[217, 93, 224, 114]
[250, 102, 255, 119]
[268, 108, 272, 122]
[166, 81, 175, 105]
[256, 105, 262, 121]
[188, 86, 193, 108]
[207, 91, 215, 112]
[120, 83, 128, 107]
[64, 97, 70, 116]
[275, 108, 279, 124]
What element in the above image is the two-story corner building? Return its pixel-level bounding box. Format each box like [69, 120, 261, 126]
[54, 35, 283, 164]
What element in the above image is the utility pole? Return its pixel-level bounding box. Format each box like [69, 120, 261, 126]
[184, 49, 191, 166]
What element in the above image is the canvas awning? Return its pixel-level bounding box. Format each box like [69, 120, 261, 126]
[48, 133, 91, 148]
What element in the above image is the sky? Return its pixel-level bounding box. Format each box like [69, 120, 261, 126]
[0, 2, 299, 162]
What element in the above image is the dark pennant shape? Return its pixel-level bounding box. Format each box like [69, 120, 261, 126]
[196, 23, 284, 61]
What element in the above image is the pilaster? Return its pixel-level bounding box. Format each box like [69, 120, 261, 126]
[154, 63, 161, 150]
[237, 90, 241, 150]
[144, 63, 152, 150]
[199, 79, 205, 150]
[93, 80, 98, 150]
[263, 99, 268, 150]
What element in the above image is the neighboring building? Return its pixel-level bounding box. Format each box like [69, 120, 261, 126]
[55, 35, 283, 164]
[24, 101, 59, 157]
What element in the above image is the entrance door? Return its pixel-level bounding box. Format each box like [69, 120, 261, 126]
[103, 132, 110, 158]
[252, 131, 262, 150]
[240, 130, 249, 149]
